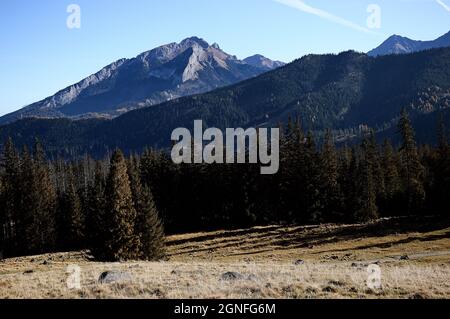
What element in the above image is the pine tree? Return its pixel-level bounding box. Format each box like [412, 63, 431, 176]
[320, 130, 342, 221]
[57, 164, 84, 250]
[136, 185, 165, 260]
[354, 137, 379, 222]
[381, 139, 401, 215]
[367, 132, 385, 199]
[430, 115, 450, 216]
[0, 138, 21, 256]
[18, 141, 57, 255]
[437, 113, 448, 151]
[129, 154, 166, 260]
[302, 132, 323, 223]
[342, 147, 359, 222]
[100, 149, 140, 261]
[86, 162, 107, 258]
[398, 109, 425, 214]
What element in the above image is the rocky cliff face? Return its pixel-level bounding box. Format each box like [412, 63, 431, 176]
[1, 37, 284, 124]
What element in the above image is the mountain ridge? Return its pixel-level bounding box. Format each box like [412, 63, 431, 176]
[244, 54, 286, 71]
[1, 47, 450, 156]
[0, 37, 284, 125]
[368, 30, 450, 56]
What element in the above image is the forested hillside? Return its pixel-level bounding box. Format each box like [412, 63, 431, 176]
[1, 48, 450, 157]
[1, 111, 449, 259]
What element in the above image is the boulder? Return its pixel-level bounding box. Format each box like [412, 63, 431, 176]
[98, 271, 132, 284]
[294, 259, 305, 265]
[400, 255, 410, 260]
[221, 272, 244, 281]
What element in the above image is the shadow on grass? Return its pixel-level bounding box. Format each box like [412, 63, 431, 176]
[168, 216, 450, 257]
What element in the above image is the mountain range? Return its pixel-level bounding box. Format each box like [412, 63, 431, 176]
[1, 45, 449, 156]
[0, 37, 284, 124]
[368, 31, 450, 56]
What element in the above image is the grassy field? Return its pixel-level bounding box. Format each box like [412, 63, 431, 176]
[0, 217, 449, 299]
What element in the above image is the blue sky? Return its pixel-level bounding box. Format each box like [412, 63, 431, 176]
[0, 0, 449, 116]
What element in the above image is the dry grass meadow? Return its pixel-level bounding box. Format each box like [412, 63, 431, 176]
[0, 217, 449, 299]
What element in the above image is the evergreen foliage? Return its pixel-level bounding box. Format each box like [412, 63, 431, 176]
[0, 111, 448, 259]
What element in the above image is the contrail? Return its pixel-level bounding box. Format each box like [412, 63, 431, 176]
[274, 0, 381, 35]
[436, 0, 450, 12]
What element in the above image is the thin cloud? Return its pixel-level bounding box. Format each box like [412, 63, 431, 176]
[274, 0, 381, 35]
[436, 0, 450, 11]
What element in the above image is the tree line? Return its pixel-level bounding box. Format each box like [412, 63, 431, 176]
[0, 110, 449, 259]
[0, 145, 165, 261]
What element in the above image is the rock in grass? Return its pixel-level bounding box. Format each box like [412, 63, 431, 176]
[221, 272, 244, 281]
[400, 255, 410, 260]
[98, 271, 132, 284]
[294, 259, 305, 265]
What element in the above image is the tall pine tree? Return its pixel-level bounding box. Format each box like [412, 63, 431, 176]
[398, 109, 425, 214]
[354, 136, 378, 222]
[57, 164, 85, 250]
[100, 149, 140, 261]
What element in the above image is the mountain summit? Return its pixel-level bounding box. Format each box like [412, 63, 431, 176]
[368, 30, 450, 56]
[244, 54, 285, 71]
[0, 37, 283, 124]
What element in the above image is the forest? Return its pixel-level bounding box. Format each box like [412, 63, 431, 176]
[0, 110, 449, 261]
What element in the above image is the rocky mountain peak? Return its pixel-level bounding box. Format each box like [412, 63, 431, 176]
[0, 37, 286, 124]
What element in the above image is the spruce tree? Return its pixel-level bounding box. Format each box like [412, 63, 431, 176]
[354, 137, 379, 222]
[381, 139, 401, 215]
[57, 165, 84, 250]
[0, 138, 21, 256]
[431, 115, 450, 216]
[320, 130, 342, 221]
[136, 185, 166, 260]
[367, 132, 385, 199]
[101, 149, 140, 261]
[86, 162, 107, 258]
[398, 109, 425, 214]
[342, 148, 359, 222]
[18, 141, 57, 255]
[302, 132, 322, 223]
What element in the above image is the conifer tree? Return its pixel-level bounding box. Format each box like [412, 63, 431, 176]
[101, 149, 140, 261]
[136, 185, 166, 260]
[320, 130, 342, 221]
[430, 115, 450, 216]
[0, 138, 21, 256]
[302, 132, 322, 223]
[398, 109, 425, 214]
[57, 165, 84, 250]
[342, 147, 359, 221]
[18, 141, 57, 255]
[354, 137, 378, 222]
[381, 139, 401, 215]
[367, 132, 385, 199]
[86, 162, 107, 258]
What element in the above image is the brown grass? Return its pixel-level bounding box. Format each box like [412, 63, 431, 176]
[1, 217, 449, 299]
